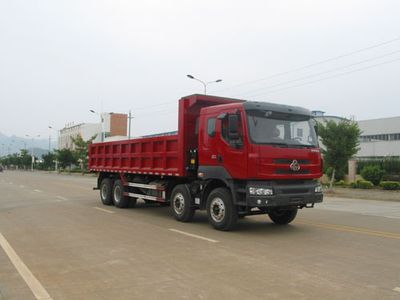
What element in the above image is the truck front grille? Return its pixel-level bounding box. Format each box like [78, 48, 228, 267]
[281, 188, 309, 194]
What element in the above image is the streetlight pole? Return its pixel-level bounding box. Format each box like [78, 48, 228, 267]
[48, 126, 59, 171]
[25, 134, 40, 171]
[128, 110, 134, 139]
[186, 74, 222, 95]
[90, 110, 104, 142]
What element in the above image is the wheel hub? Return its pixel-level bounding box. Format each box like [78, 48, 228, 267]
[114, 186, 121, 203]
[101, 184, 108, 200]
[173, 193, 185, 215]
[210, 197, 225, 222]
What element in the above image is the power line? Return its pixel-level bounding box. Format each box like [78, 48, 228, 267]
[211, 37, 400, 93]
[236, 49, 400, 97]
[247, 57, 400, 98]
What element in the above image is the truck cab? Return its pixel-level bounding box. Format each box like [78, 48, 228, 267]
[193, 98, 323, 229]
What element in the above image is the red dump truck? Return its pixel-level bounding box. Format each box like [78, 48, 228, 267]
[89, 94, 323, 230]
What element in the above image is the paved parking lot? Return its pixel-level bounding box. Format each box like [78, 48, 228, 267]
[0, 171, 399, 299]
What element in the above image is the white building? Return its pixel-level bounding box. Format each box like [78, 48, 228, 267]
[357, 116, 400, 158]
[59, 113, 128, 150]
[59, 123, 101, 150]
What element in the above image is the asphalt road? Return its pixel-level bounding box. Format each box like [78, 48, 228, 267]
[0, 171, 399, 300]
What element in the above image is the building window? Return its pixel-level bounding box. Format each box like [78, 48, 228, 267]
[297, 128, 303, 137]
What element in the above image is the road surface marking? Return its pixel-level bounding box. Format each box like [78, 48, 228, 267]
[19, 185, 25, 188]
[56, 196, 68, 201]
[94, 207, 115, 214]
[33, 189, 42, 193]
[169, 228, 219, 243]
[393, 287, 400, 293]
[297, 219, 400, 240]
[0, 233, 53, 300]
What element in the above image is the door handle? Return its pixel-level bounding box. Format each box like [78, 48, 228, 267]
[217, 154, 223, 163]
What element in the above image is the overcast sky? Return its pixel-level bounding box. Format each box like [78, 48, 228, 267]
[1, 0, 399, 139]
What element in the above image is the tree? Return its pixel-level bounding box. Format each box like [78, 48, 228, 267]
[56, 148, 76, 170]
[317, 120, 361, 189]
[20, 149, 32, 169]
[42, 152, 56, 170]
[71, 134, 97, 173]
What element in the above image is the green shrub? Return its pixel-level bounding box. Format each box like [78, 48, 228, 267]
[335, 180, 346, 186]
[379, 181, 400, 190]
[350, 180, 374, 189]
[361, 165, 384, 186]
[350, 182, 358, 188]
[357, 180, 374, 189]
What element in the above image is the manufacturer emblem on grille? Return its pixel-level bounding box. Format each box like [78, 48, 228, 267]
[290, 160, 301, 172]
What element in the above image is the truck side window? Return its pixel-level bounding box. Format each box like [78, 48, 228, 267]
[221, 115, 243, 147]
[208, 118, 216, 137]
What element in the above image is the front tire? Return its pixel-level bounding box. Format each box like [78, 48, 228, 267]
[100, 178, 113, 205]
[206, 188, 237, 231]
[268, 208, 298, 225]
[112, 180, 132, 208]
[170, 184, 195, 222]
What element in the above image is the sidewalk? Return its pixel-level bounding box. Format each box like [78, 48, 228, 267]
[324, 187, 400, 202]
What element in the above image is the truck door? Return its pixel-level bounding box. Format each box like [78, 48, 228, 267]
[215, 111, 248, 179]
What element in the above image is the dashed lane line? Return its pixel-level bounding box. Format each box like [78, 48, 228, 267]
[33, 189, 42, 193]
[93, 207, 115, 214]
[56, 196, 68, 201]
[169, 228, 219, 243]
[0, 233, 53, 300]
[393, 287, 400, 293]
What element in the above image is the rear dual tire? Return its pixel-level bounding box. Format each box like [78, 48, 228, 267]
[112, 180, 134, 208]
[100, 178, 113, 205]
[100, 178, 135, 208]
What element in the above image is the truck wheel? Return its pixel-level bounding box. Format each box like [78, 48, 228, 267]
[206, 188, 237, 231]
[100, 178, 113, 205]
[268, 208, 298, 225]
[112, 180, 131, 208]
[170, 184, 195, 222]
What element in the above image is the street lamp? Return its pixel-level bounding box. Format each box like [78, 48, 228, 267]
[48, 126, 59, 171]
[25, 134, 40, 171]
[90, 110, 104, 142]
[186, 74, 222, 95]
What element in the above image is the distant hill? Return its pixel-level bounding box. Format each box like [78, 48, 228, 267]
[0, 132, 56, 158]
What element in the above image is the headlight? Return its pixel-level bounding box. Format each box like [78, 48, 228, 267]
[249, 187, 274, 196]
[314, 184, 323, 193]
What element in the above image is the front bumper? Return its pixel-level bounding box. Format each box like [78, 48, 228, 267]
[245, 180, 323, 208]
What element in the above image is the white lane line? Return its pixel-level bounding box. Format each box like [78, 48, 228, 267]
[0, 233, 53, 300]
[19, 185, 25, 188]
[56, 196, 68, 201]
[94, 207, 115, 214]
[169, 228, 219, 243]
[33, 189, 42, 193]
[393, 287, 400, 293]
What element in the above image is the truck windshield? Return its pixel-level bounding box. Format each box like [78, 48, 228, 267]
[246, 110, 318, 147]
